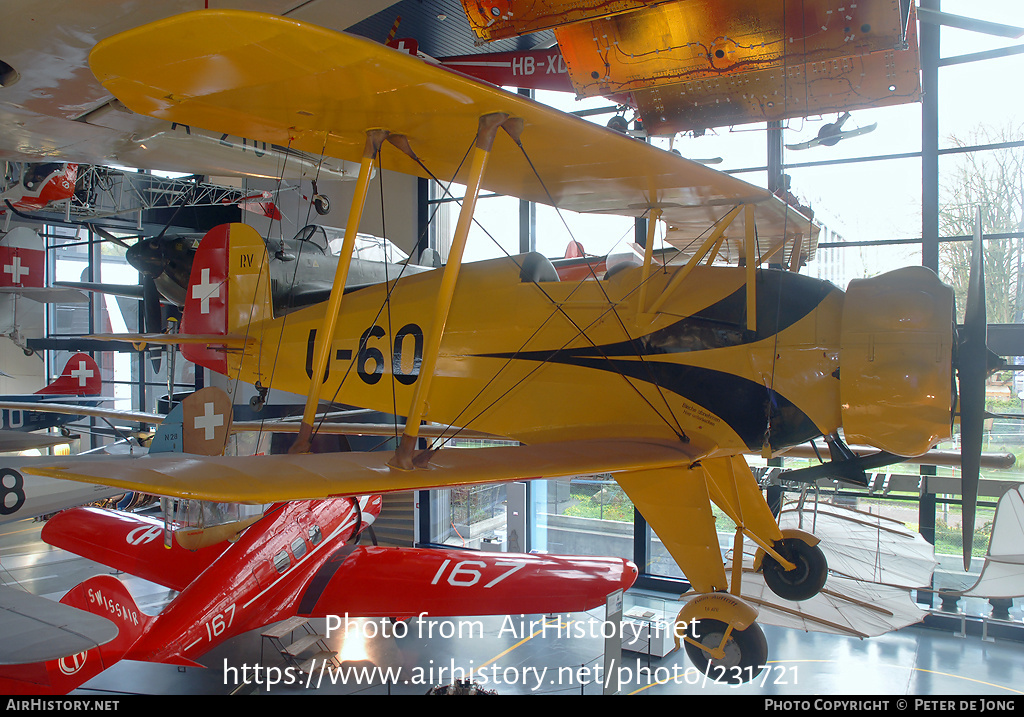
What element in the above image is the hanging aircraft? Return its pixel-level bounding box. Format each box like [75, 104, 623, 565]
[0, 2, 408, 183]
[0, 386, 637, 694]
[1, 226, 91, 356]
[58, 224, 437, 339]
[0, 352, 102, 452]
[454, 0, 922, 137]
[784, 113, 879, 151]
[19, 10, 1002, 683]
[0, 163, 78, 218]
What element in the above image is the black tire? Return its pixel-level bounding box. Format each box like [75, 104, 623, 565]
[607, 115, 629, 133]
[683, 618, 768, 684]
[761, 537, 828, 601]
[313, 194, 330, 215]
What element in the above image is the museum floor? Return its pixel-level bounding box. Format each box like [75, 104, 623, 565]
[3, 517, 1023, 697]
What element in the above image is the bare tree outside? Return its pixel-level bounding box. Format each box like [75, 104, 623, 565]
[939, 123, 1024, 325]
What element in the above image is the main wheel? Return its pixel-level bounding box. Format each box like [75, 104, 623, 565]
[682, 618, 767, 684]
[761, 537, 828, 601]
[607, 115, 629, 133]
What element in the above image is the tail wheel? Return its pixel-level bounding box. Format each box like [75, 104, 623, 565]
[313, 193, 330, 215]
[683, 618, 767, 684]
[761, 537, 828, 601]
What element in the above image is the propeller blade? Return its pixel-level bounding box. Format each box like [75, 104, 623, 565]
[957, 209, 987, 571]
[142, 277, 163, 334]
[143, 276, 164, 373]
[88, 224, 134, 249]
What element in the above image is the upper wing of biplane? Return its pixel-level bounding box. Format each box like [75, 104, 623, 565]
[87, 9, 817, 267]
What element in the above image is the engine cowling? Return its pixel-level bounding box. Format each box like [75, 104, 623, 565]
[839, 266, 955, 457]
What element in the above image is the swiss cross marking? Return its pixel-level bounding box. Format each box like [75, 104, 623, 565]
[191, 267, 220, 314]
[4, 256, 29, 283]
[70, 360, 93, 387]
[193, 401, 224, 441]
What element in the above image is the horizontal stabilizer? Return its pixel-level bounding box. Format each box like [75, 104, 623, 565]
[24, 437, 696, 504]
[298, 546, 636, 619]
[0, 585, 118, 666]
[86, 332, 254, 349]
[42, 506, 229, 591]
[0, 287, 90, 303]
[54, 281, 147, 299]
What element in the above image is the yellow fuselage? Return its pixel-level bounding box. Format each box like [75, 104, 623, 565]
[224, 255, 852, 459]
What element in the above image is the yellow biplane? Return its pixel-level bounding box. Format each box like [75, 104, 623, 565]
[23, 10, 994, 682]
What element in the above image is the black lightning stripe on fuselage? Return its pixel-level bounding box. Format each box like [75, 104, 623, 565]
[477, 270, 836, 450]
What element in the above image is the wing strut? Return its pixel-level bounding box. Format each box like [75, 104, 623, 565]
[291, 130, 385, 453]
[389, 112, 521, 470]
[744, 204, 757, 333]
[289, 130, 427, 454]
[648, 205, 743, 316]
[636, 208, 662, 314]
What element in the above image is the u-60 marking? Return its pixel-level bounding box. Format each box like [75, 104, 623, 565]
[306, 323, 424, 385]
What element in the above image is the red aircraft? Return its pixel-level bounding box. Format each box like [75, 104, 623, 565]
[1, 489, 636, 694]
[0, 352, 104, 454]
[0, 163, 78, 217]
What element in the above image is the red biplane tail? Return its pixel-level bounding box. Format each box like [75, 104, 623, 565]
[179, 223, 273, 375]
[34, 353, 101, 396]
[0, 575, 153, 695]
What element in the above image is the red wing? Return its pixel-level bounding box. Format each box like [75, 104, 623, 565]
[296, 546, 637, 619]
[41, 507, 230, 591]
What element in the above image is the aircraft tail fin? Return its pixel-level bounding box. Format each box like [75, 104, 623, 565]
[356, 494, 383, 538]
[34, 353, 101, 395]
[149, 386, 233, 456]
[179, 223, 272, 375]
[7, 575, 156, 694]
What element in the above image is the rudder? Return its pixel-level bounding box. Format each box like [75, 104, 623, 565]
[8, 575, 155, 694]
[34, 353, 101, 396]
[180, 223, 272, 374]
